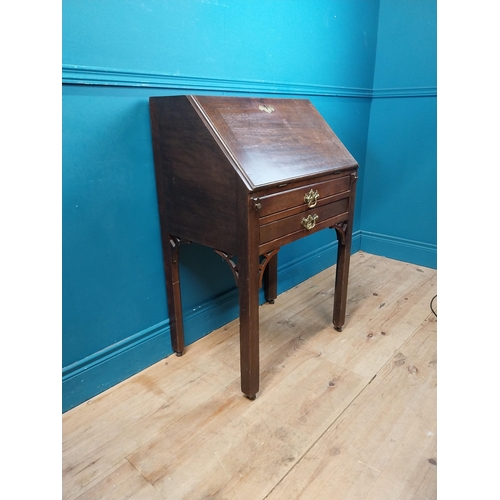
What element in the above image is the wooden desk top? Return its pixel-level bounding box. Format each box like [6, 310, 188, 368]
[189, 95, 357, 189]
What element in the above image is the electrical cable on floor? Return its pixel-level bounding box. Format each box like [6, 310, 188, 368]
[430, 295, 437, 317]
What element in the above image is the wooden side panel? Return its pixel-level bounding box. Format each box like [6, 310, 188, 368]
[149, 96, 239, 253]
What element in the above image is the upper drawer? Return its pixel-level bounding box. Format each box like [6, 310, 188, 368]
[257, 175, 351, 217]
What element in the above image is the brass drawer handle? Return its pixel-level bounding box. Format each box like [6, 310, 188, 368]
[301, 214, 319, 231]
[304, 189, 320, 208]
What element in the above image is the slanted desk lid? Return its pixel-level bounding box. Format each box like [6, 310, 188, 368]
[191, 95, 357, 189]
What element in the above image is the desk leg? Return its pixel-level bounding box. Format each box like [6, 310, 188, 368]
[333, 173, 357, 331]
[333, 221, 352, 332]
[263, 252, 278, 304]
[164, 236, 185, 356]
[238, 250, 260, 400]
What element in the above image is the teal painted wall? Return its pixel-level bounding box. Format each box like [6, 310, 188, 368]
[62, 0, 436, 411]
[361, 0, 437, 267]
[63, 0, 378, 89]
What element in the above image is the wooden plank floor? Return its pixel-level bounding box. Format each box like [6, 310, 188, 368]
[62, 252, 437, 500]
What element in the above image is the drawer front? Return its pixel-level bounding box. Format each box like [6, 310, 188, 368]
[258, 175, 351, 217]
[260, 197, 349, 245]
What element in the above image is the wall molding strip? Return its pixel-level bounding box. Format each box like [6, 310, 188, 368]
[62, 320, 170, 382]
[360, 231, 436, 269]
[371, 86, 437, 98]
[62, 64, 436, 98]
[62, 64, 372, 97]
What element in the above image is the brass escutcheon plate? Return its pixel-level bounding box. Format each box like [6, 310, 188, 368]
[259, 104, 275, 113]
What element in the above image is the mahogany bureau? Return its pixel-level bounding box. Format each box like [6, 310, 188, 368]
[149, 95, 358, 400]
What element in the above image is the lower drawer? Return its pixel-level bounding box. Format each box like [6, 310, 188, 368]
[260, 198, 349, 245]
